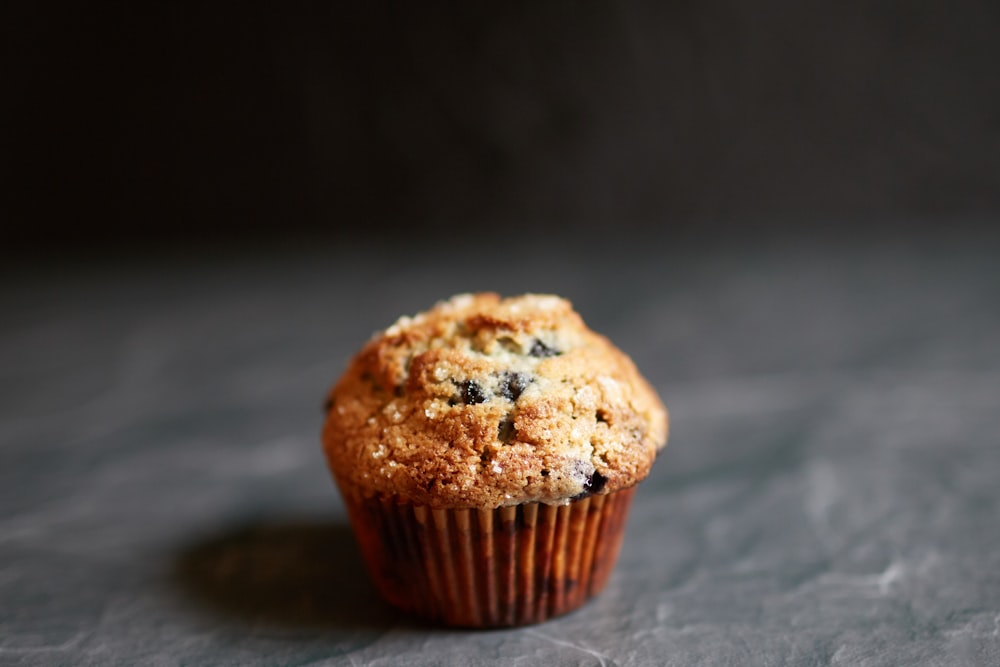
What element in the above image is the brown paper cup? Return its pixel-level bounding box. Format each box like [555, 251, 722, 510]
[342, 487, 636, 627]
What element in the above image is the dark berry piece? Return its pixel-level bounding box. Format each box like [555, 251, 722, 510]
[540, 469, 550, 477]
[572, 470, 608, 500]
[584, 471, 608, 494]
[460, 380, 488, 405]
[529, 339, 561, 358]
[499, 372, 531, 401]
[497, 415, 516, 443]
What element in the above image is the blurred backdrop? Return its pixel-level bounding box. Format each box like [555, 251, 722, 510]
[4, 7, 1000, 663]
[3, 1, 999, 255]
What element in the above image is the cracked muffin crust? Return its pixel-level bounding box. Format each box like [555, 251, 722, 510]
[322, 293, 668, 509]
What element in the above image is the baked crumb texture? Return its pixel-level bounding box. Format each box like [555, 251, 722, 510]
[323, 293, 668, 509]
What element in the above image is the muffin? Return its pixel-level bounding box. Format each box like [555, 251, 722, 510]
[322, 293, 668, 626]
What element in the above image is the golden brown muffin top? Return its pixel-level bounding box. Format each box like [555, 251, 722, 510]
[322, 293, 668, 509]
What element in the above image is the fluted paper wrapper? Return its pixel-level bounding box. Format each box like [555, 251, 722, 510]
[342, 487, 636, 627]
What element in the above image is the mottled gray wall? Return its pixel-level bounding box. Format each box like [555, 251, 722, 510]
[4, 2, 998, 249]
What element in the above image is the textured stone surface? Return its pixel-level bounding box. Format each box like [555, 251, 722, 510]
[2, 231, 1000, 665]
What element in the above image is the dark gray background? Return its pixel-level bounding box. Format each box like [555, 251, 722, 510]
[3, 1, 999, 250]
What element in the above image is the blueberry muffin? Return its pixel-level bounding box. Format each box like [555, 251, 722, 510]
[322, 293, 668, 626]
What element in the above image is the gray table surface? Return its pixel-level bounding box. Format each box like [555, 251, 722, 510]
[2, 230, 999, 666]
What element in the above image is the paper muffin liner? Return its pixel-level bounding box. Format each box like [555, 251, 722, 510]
[342, 486, 636, 627]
